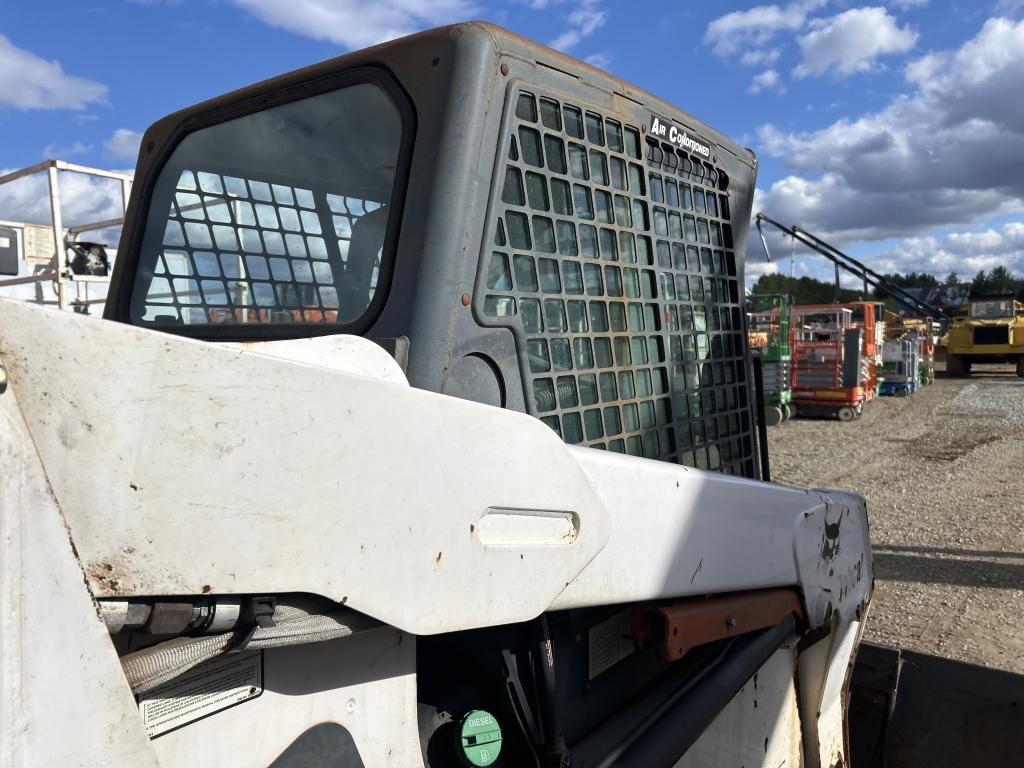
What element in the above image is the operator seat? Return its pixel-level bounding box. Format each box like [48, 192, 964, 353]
[337, 204, 389, 323]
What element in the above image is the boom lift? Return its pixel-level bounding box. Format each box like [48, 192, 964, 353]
[754, 214, 951, 323]
[1, 23, 874, 768]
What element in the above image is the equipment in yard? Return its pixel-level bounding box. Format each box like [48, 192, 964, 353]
[0, 23, 875, 768]
[946, 295, 1024, 377]
[845, 301, 880, 402]
[919, 322, 937, 386]
[790, 304, 866, 421]
[895, 317, 936, 387]
[878, 337, 918, 397]
[747, 293, 792, 425]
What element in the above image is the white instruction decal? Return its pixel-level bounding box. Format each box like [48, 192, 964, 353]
[0, 236, 10, 249]
[138, 650, 263, 737]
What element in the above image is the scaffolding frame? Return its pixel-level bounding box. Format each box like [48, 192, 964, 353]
[0, 159, 133, 311]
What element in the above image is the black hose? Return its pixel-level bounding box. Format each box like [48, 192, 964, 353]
[615, 614, 797, 767]
[588, 638, 738, 768]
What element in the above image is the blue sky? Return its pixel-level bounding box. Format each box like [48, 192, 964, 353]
[2, 0, 1023, 284]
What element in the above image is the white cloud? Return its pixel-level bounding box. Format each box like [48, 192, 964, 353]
[230, 0, 477, 49]
[584, 52, 611, 69]
[755, 18, 1024, 243]
[0, 169, 126, 231]
[746, 260, 780, 280]
[103, 129, 144, 161]
[41, 140, 91, 159]
[704, 0, 823, 64]
[549, 0, 607, 51]
[872, 222, 1024, 277]
[749, 68, 784, 94]
[704, 1, 824, 60]
[740, 48, 781, 67]
[889, 0, 928, 7]
[793, 7, 917, 78]
[0, 35, 108, 111]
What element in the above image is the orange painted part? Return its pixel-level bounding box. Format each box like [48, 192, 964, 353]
[844, 301, 878, 357]
[208, 306, 339, 324]
[792, 387, 864, 408]
[632, 588, 805, 662]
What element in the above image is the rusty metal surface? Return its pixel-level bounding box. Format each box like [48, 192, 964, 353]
[633, 588, 805, 661]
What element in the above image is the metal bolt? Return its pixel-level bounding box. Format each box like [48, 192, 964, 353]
[725, 617, 736, 629]
[461, 293, 471, 306]
[0, 364, 7, 395]
[500, 63, 509, 76]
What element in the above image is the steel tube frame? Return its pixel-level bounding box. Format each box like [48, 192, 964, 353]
[0, 159, 132, 309]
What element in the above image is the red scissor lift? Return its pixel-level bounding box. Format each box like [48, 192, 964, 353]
[790, 305, 866, 421]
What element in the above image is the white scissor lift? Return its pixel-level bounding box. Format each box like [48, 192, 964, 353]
[0, 159, 133, 314]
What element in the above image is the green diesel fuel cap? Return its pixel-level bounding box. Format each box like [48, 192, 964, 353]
[457, 709, 502, 767]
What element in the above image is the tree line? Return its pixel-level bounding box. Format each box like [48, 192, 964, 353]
[751, 266, 1022, 306]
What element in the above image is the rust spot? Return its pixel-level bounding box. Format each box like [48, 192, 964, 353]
[469, 524, 475, 533]
[435, 551, 443, 564]
[86, 561, 132, 595]
[129, 482, 139, 491]
[340, 596, 348, 605]
[201, 584, 212, 594]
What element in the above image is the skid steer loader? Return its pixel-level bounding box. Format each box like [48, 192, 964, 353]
[0, 23, 875, 768]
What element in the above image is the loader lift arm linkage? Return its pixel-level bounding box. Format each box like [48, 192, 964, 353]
[755, 213, 951, 322]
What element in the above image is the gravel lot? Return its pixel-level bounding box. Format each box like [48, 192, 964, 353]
[767, 362, 1024, 673]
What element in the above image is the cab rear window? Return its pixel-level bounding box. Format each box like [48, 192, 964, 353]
[130, 81, 405, 328]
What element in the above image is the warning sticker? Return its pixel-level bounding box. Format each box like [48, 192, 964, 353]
[588, 610, 635, 680]
[138, 651, 263, 737]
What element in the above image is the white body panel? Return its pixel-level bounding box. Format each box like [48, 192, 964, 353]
[0, 361, 159, 768]
[0, 300, 611, 635]
[676, 644, 803, 768]
[149, 629, 422, 767]
[0, 299, 873, 767]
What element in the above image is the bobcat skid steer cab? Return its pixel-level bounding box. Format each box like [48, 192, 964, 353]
[0, 23, 872, 768]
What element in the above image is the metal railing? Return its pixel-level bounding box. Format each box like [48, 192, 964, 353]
[0, 159, 133, 311]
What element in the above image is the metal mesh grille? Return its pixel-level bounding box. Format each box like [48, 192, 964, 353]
[478, 90, 755, 476]
[142, 169, 383, 324]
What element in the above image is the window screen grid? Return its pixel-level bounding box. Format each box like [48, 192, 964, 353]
[483, 90, 754, 476]
[144, 169, 380, 324]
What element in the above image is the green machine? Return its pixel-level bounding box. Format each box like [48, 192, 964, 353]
[747, 294, 792, 425]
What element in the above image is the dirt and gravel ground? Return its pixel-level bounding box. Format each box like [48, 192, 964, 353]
[767, 362, 1024, 673]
